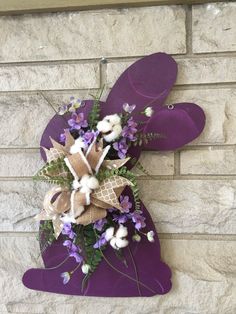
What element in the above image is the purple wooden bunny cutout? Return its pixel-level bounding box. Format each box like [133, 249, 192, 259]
[23, 53, 205, 297]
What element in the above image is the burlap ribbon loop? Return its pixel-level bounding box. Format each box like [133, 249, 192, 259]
[36, 135, 132, 238]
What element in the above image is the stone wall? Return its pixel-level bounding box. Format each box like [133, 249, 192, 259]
[0, 2, 236, 313]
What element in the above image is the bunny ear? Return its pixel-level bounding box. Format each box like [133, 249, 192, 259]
[106, 52, 177, 114]
[144, 103, 206, 151]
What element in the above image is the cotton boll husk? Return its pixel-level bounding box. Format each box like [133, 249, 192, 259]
[87, 176, 99, 190]
[116, 224, 128, 238]
[110, 237, 118, 250]
[115, 238, 129, 249]
[105, 227, 115, 241]
[97, 120, 112, 133]
[105, 114, 121, 125]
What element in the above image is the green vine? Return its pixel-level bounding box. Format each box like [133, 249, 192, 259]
[134, 132, 161, 146]
[88, 86, 105, 129]
[33, 157, 73, 188]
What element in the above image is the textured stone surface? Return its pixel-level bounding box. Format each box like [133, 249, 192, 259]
[0, 236, 235, 313]
[0, 63, 99, 91]
[0, 181, 49, 231]
[139, 179, 236, 234]
[133, 152, 174, 176]
[0, 150, 42, 177]
[167, 88, 236, 145]
[193, 2, 236, 53]
[176, 56, 236, 85]
[0, 7, 186, 63]
[0, 93, 55, 148]
[181, 147, 236, 175]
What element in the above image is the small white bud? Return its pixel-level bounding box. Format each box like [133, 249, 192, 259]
[81, 264, 91, 274]
[144, 106, 154, 117]
[147, 230, 155, 242]
[132, 234, 141, 242]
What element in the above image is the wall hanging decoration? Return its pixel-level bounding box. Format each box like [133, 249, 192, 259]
[22, 52, 205, 297]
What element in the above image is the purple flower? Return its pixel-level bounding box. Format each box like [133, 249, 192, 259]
[123, 103, 136, 114]
[93, 232, 107, 249]
[94, 218, 107, 232]
[58, 104, 68, 115]
[120, 195, 132, 213]
[113, 138, 128, 159]
[130, 211, 146, 230]
[63, 239, 83, 263]
[112, 213, 129, 224]
[62, 223, 75, 239]
[122, 117, 138, 141]
[83, 130, 99, 146]
[69, 251, 83, 263]
[61, 272, 71, 284]
[68, 112, 88, 130]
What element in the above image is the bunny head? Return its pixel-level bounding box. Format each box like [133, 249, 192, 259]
[22, 53, 205, 297]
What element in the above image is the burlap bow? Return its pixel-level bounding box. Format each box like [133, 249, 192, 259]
[36, 130, 133, 238]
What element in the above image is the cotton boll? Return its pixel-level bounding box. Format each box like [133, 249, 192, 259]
[87, 176, 99, 190]
[105, 114, 121, 125]
[70, 137, 86, 154]
[115, 238, 129, 249]
[110, 237, 118, 250]
[97, 120, 112, 133]
[104, 125, 122, 142]
[116, 224, 128, 238]
[80, 174, 90, 187]
[105, 227, 115, 241]
[80, 186, 92, 194]
[72, 179, 81, 190]
[113, 124, 122, 136]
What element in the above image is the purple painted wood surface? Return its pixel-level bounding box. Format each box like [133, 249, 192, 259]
[22, 52, 205, 297]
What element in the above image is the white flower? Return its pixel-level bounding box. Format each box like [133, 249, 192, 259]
[132, 234, 141, 242]
[70, 137, 86, 154]
[81, 264, 91, 274]
[106, 224, 129, 250]
[147, 230, 155, 242]
[144, 106, 154, 117]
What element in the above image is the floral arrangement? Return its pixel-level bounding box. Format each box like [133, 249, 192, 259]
[34, 89, 157, 289]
